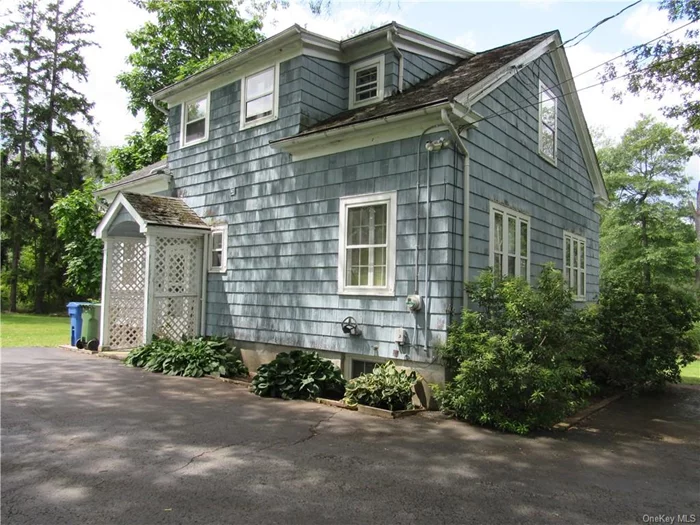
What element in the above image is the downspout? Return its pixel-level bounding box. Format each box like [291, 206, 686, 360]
[150, 96, 170, 117]
[387, 31, 405, 93]
[414, 124, 441, 351]
[441, 107, 471, 307]
[423, 145, 432, 353]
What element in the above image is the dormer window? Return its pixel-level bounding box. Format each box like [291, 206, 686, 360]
[349, 56, 385, 109]
[241, 65, 279, 129]
[181, 94, 209, 147]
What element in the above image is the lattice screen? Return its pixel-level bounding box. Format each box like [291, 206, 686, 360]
[152, 236, 201, 341]
[108, 240, 146, 349]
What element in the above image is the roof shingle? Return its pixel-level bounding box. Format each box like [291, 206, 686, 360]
[122, 192, 207, 229]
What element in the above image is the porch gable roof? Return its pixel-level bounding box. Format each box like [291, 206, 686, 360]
[95, 192, 209, 239]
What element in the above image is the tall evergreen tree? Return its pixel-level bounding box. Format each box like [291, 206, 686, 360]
[0, 0, 46, 311]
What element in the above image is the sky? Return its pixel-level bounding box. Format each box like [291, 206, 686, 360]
[27, 0, 700, 179]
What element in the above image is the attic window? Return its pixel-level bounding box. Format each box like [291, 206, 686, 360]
[538, 81, 557, 164]
[181, 95, 209, 147]
[349, 56, 385, 109]
[241, 65, 278, 129]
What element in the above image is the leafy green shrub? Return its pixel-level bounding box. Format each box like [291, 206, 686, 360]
[251, 350, 345, 400]
[589, 279, 699, 391]
[124, 336, 248, 378]
[437, 266, 597, 434]
[343, 361, 417, 411]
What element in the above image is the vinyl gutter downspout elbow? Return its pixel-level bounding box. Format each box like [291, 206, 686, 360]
[442, 107, 471, 307]
[150, 96, 170, 117]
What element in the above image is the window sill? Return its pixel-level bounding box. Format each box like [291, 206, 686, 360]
[338, 286, 395, 297]
[240, 114, 278, 131]
[208, 268, 227, 274]
[348, 97, 383, 110]
[180, 136, 208, 149]
[538, 149, 557, 167]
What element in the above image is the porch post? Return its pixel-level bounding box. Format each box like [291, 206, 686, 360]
[143, 233, 157, 344]
[99, 239, 112, 350]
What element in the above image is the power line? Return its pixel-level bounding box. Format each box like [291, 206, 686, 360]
[465, 50, 695, 129]
[562, 0, 642, 48]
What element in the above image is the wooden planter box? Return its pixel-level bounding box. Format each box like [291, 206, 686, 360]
[316, 398, 357, 410]
[356, 404, 425, 419]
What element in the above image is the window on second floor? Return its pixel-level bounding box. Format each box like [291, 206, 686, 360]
[564, 231, 586, 300]
[349, 56, 385, 109]
[539, 81, 557, 164]
[181, 94, 209, 147]
[338, 191, 396, 295]
[241, 65, 278, 129]
[490, 202, 530, 282]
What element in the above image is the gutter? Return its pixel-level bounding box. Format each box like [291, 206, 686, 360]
[270, 100, 450, 151]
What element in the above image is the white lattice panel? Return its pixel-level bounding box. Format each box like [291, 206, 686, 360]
[152, 236, 201, 341]
[108, 240, 146, 349]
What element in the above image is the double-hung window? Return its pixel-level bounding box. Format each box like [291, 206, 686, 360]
[209, 225, 228, 273]
[349, 56, 385, 109]
[338, 192, 397, 295]
[490, 202, 530, 281]
[181, 94, 209, 147]
[241, 65, 277, 128]
[564, 232, 586, 300]
[538, 81, 557, 164]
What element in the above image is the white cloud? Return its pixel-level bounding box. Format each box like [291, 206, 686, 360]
[622, 2, 677, 40]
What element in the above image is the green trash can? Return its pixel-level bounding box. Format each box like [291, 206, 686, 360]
[79, 303, 101, 350]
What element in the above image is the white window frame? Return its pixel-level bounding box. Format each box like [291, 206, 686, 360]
[180, 93, 210, 148]
[208, 225, 228, 273]
[239, 64, 280, 130]
[338, 191, 397, 296]
[489, 202, 531, 282]
[563, 231, 586, 301]
[349, 55, 385, 110]
[538, 80, 557, 165]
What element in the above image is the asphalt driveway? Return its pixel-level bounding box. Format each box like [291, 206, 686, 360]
[2, 347, 699, 525]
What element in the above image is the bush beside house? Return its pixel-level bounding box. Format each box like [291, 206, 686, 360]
[125, 336, 248, 378]
[343, 361, 418, 411]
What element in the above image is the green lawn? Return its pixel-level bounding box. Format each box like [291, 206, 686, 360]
[681, 359, 700, 385]
[0, 313, 70, 348]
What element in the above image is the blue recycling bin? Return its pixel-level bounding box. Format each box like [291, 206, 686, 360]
[67, 302, 91, 346]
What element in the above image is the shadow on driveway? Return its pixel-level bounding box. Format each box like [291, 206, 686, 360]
[2, 347, 698, 525]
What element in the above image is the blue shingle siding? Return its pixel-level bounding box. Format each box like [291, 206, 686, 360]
[163, 44, 600, 363]
[466, 53, 600, 300]
[402, 51, 452, 90]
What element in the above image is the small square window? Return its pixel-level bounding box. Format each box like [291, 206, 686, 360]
[241, 65, 278, 129]
[564, 232, 586, 300]
[209, 226, 227, 273]
[181, 95, 209, 147]
[349, 56, 385, 109]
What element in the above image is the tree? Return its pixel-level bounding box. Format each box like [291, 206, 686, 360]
[604, 0, 700, 141]
[598, 115, 696, 286]
[107, 127, 166, 177]
[117, 0, 262, 133]
[0, 0, 46, 311]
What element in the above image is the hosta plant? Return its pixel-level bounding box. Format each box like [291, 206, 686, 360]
[124, 336, 248, 378]
[343, 361, 418, 411]
[251, 350, 345, 400]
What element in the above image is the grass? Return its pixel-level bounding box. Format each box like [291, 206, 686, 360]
[680, 359, 700, 385]
[0, 313, 70, 348]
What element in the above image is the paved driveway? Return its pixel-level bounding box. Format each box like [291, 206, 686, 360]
[2, 347, 699, 525]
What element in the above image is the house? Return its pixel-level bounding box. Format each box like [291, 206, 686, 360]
[95, 23, 607, 383]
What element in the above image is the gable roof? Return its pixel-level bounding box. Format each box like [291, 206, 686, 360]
[282, 31, 555, 140]
[95, 192, 208, 239]
[96, 160, 169, 195]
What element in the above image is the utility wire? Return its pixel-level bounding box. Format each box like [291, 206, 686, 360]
[464, 50, 694, 129]
[562, 0, 642, 48]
